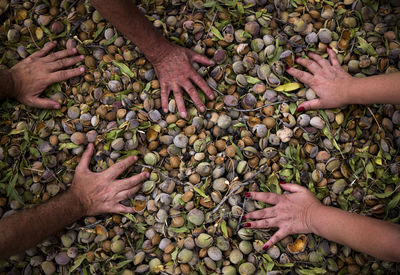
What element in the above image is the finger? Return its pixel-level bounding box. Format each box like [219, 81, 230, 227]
[263, 229, 288, 250]
[244, 217, 278, 229]
[295, 57, 322, 74]
[43, 47, 78, 62]
[327, 47, 340, 67]
[191, 53, 215, 66]
[246, 192, 281, 205]
[113, 205, 135, 214]
[308, 52, 331, 68]
[172, 86, 187, 118]
[280, 183, 307, 193]
[48, 55, 84, 71]
[243, 207, 277, 220]
[27, 97, 61, 110]
[286, 67, 313, 86]
[118, 172, 149, 191]
[49, 67, 85, 82]
[106, 156, 138, 179]
[297, 98, 323, 111]
[161, 83, 170, 114]
[116, 183, 143, 201]
[30, 41, 57, 58]
[76, 143, 94, 173]
[191, 73, 215, 100]
[181, 81, 206, 113]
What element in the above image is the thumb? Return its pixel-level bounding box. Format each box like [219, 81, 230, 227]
[280, 183, 306, 193]
[297, 99, 322, 112]
[191, 52, 215, 66]
[28, 97, 60, 109]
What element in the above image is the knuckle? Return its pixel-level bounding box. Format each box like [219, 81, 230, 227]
[262, 219, 269, 227]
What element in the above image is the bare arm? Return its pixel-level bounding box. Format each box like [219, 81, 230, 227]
[310, 202, 400, 262]
[287, 47, 400, 111]
[0, 144, 148, 259]
[244, 183, 400, 262]
[0, 70, 15, 99]
[89, 0, 215, 118]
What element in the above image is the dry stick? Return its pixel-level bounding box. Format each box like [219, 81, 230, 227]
[237, 197, 247, 232]
[205, 12, 218, 39]
[224, 101, 285, 112]
[210, 85, 225, 96]
[212, 164, 268, 214]
[367, 106, 382, 131]
[55, 0, 80, 20]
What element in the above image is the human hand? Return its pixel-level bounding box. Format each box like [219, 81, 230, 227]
[70, 144, 149, 215]
[243, 183, 322, 250]
[287, 47, 354, 111]
[9, 41, 85, 109]
[152, 44, 215, 118]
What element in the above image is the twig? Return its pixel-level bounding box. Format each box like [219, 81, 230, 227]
[212, 164, 268, 214]
[224, 101, 285, 112]
[210, 85, 225, 96]
[136, 163, 188, 186]
[205, 12, 218, 39]
[55, 0, 80, 20]
[367, 106, 382, 131]
[28, 27, 39, 49]
[237, 197, 247, 231]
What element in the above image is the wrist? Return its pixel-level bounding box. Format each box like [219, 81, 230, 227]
[67, 187, 88, 217]
[342, 76, 358, 105]
[145, 41, 175, 65]
[0, 69, 17, 99]
[307, 203, 327, 235]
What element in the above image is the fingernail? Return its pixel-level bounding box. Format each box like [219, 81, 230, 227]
[72, 48, 77, 53]
[242, 215, 247, 221]
[163, 108, 168, 113]
[280, 181, 286, 185]
[80, 55, 84, 59]
[133, 156, 138, 161]
[181, 112, 187, 118]
[209, 94, 215, 100]
[244, 192, 251, 198]
[285, 65, 291, 71]
[244, 223, 251, 228]
[145, 172, 150, 177]
[263, 244, 269, 251]
[327, 45, 332, 49]
[200, 106, 205, 112]
[296, 106, 305, 112]
[53, 103, 60, 109]
[80, 67, 85, 72]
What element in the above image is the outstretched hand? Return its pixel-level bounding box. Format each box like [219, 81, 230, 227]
[70, 144, 149, 215]
[9, 41, 84, 109]
[243, 183, 322, 250]
[287, 47, 353, 111]
[153, 44, 215, 118]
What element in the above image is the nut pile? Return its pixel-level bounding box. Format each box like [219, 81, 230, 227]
[0, 0, 400, 274]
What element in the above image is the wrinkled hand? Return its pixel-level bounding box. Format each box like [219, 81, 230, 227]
[153, 45, 215, 118]
[9, 41, 84, 109]
[70, 144, 149, 215]
[243, 183, 322, 250]
[287, 47, 353, 111]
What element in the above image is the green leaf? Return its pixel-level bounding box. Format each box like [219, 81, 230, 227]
[58, 143, 79, 150]
[245, 75, 261, 84]
[211, 26, 224, 40]
[7, 173, 24, 205]
[221, 220, 228, 239]
[387, 193, 400, 212]
[70, 254, 87, 273]
[289, 102, 297, 115]
[357, 36, 377, 56]
[93, 25, 105, 40]
[112, 60, 134, 78]
[193, 186, 210, 199]
[29, 147, 41, 158]
[168, 226, 189, 233]
[373, 190, 396, 199]
[102, 32, 118, 46]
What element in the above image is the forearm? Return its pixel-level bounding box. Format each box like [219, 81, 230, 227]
[347, 72, 400, 105]
[0, 189, 85, 259]
[0, 70, 15, 99]
[90, 0, 171, 64]
[310, 205, 400, 262]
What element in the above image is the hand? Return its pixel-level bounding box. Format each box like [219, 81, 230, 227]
[243, 183, 322, 250]
[287, 47, 353, 111]
[70, 144, 149, 215]
[152, 44, 215, 118]
[9, 41, 85, 109]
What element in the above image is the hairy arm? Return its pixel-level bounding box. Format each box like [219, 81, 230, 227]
[0, 190, 84, 259]
[89, 0, 215, 118]
[0, 144, 148, 259]
[0, 70, 15, 99]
